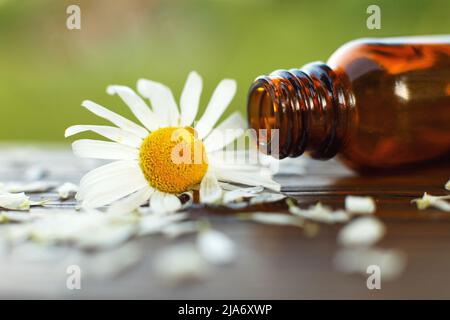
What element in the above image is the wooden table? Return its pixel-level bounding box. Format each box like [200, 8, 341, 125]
[0, 145, 449, 299]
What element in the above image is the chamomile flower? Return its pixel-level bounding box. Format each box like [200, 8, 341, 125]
[66, 71, 280, 213]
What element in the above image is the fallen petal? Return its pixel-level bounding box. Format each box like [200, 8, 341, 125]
[338, 216, 386, 247]
[333, 248, 407, 281]
[197, 229, 235, 265]
[0, 193, 30, 211]
[345, 195, 376, 214]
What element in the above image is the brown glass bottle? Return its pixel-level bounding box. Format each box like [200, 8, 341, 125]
[248, 36, 450, 170]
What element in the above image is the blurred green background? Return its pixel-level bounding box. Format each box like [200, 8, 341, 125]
[0, 0, 449, 141]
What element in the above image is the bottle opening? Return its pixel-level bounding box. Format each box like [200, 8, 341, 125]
[247, 64, 352, 160]
[247, 80, 278, 155]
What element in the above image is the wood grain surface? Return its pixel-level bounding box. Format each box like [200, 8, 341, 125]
[0, 145, 449, 299]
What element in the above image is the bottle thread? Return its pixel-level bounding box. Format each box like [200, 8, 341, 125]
[247, 62, 354, 160]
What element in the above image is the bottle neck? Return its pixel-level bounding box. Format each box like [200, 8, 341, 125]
[247, 62, 354, 160]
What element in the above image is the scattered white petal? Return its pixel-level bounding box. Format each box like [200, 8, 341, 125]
[197, 229, 235, 265]
[0, 193, 30, 211]
[333, 248, 407, 281]
[4, 181, 58, 193]
[239, 212, 304, 227]
[345, 196, 376, 214]
[57, 182, 79, 200]
[249, 193, 287, 205]
[446, 179, 450, 191]
[337, 216, 386, 247]
[153, 244, 210, 285]
[289, 202, 350, 224]
[0, 211, 34, 223]
[76, 224, 136, 250]
[138, 212, 187, 236]
[161, 221, 199, 239]
[199, 172, 223, 204]
[411, 192, 450, 212]
[223, 201, 249, 210]
[21, 211, 137, 247]
[223, 186, 264, 204]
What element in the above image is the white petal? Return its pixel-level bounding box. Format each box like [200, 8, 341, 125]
[153, 244, 210, 284]
[239, 212, 304, 227]
[65, 125, 143, 148]
[446, 179, 450, 191]
[107, 186, 154, 214]
[4, 181, 58, 193]
[197, 229, 235, 265]
[289, 202, 350, 224]
[79, 165, 145, 201]
[214, 168, 281, 192]
[345, 196, 376, 214]
[337, 217, 386, 247]
[204, 112, 246, 152]
[161, 221, 199, 239]
[107, 85, 159, 132]
[81, 100, 148, 138]
[195, 79, 237, 138]
[77, 224, 136, 250]
[137, 79, 180, 127]
[78, 160, 136, 193]
[57, 182, 79, 200]
[249, 193, 287, 205]
[180, 71, 202, 126]
[72, 139, 139, 160]
[138, 212, 187, 236]
[223, 186, 264, 203]
[81, 169, 148, 208]
[411, 192, 450, 211]
[0, 192, 30, 211]
[0, 211, 34, 223]
[333, 248, 407, 281]
[428, 199, 450, 211]
[150, 191, 182, 214]
[199, 172, 222, 204]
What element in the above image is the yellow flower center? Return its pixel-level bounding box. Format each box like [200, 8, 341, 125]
[139, 127, 208, 193]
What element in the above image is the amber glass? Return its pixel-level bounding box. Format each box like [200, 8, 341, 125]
[248, 36, 450, 170]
